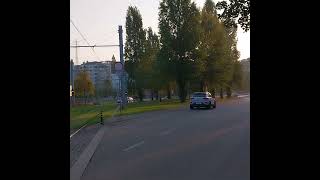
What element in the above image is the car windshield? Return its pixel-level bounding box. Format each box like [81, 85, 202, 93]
[192, 93, 206, 97]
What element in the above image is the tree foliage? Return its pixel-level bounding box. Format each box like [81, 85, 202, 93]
[143, 27, 161, 96]
[95, 79, 114, 98]
[216, 0, 250, 32]
[198, 0, 227, 92]
[122, 0, 247, 102]
[195, 0, 240, 97]
[159, 0, 201, 102]
[124, 6, 147, 101]
[231, 60, 243, 89]
[136, 27, 160, 90]
[74, 70, 95, 98]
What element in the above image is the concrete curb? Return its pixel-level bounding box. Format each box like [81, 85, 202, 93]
[70, 125, 107, 180]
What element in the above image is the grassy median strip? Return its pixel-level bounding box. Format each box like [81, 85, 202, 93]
[114, 99, 186, 117]
[70, 102, 118, 130]
[70, 99, 187, 130]
[70, 97, 241, 131]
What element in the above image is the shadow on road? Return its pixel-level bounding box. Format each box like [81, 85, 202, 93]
[190, 107, 215, 111]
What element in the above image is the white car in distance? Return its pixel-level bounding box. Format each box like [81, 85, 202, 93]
[190, 92, 216, 109]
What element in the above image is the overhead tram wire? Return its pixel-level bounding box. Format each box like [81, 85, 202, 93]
[70, 19, 101, 61]
[70, 45, 119, 48]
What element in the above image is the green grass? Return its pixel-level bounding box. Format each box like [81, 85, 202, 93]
[70, 99, 187, 130]
[114, 99, 186, 117]
[70, 102, 118, 130]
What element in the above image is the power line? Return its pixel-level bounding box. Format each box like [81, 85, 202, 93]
[70, 39, 84, 44]
[70, 45, 119, 48]
[70, 19, 101, 61]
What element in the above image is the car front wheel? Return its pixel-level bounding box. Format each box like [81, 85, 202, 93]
[213, 102, 216, 108]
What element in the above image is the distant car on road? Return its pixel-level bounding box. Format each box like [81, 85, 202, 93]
[127, 97, 134, 103]
[162, 96, 168, 100]
[232, 92, 240, 97]
[190, 92, 216, 109]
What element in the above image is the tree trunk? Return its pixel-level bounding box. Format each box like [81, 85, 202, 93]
[220, 88, 223, 99]
[84, 89, 87, 104]
[167, 85, 171, 99]
[226, 87, 232, 98]
[158, 90, 162, 102]
[151, 90, 154, 101]
[138, 89, 143, 102]
[155, 90, 159, 100]
[200, 80, 204, 92]
[200, 81, 208, 92]
[178, 80, 187, 103]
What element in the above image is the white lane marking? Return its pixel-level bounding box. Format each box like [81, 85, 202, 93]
[70, 124, 87, 139]
[159, 128, 176, 136]
[123, 141, 145, 152]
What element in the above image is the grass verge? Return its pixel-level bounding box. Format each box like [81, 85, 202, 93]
[70, 97, 239, 131]
[70, 99, 187, 131]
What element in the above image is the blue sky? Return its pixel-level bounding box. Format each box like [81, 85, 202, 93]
[70, 0, 250, 64]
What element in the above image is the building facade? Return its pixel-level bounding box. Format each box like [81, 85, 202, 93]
[111, 71, 128, 92]
[73, 61, 112, 87]
[72, 59, 128, 97]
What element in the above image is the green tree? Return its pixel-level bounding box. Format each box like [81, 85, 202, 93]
[154, 50, 170, 101]
[95, 79, 113, 98]
[158, 0, 201, 102]
[198, 0, 226, 92]
[144, 27, 160, 100]
[226, 61, 243, 98]
[74, 70, 95, 104]
[223, 18, 240, 98]
[133, 27, 161, 101]
[232, 60, 243, 89]
[196, 0, 237, 99]
[240, 58, 250, 91]
[216, 0, 250, 32]
[124, 6, 147, 101]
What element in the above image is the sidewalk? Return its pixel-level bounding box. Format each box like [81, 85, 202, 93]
[70, 123, 103, 168]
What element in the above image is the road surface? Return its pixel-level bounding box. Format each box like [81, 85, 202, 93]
[81, 97, 250, 180]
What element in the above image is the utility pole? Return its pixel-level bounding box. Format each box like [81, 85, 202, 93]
[70, 26, 126, 107]
[75, 40, 79, 65]
[70, 59, 75, 105]
[118, 25, 126, 107]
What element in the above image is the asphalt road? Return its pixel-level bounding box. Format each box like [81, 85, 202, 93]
[81, 97, 250, 180]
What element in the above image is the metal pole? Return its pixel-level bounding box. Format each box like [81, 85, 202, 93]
[71, 60, 75, 105]
[75, 40, 79, 65]
[100, 109, 104, 125]
[118, 25, 126, 107]
[118, 78, 122, 112]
